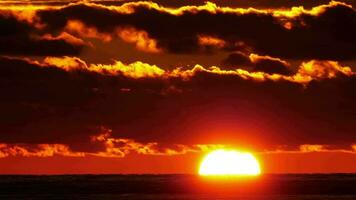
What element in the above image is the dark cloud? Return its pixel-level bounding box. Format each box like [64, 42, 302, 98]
[0, 14, 84, 56]
[0, 56, 175, 151]
[223, 52, 252, 67]
[154, 0, 356, 9]
[33, 1, 356, 61]
[121, 0, 356, 9]
[222, 52, 293, 75]
[255, 4, 356, 60]
[0, 56, 355, 151]
[253, 59, 292, 75]
[3, 0, 356, 9]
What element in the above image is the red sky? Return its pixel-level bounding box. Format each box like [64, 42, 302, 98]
[1, 151, 356, 174]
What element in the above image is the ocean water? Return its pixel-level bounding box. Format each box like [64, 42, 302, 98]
[0, 174, 356, 200]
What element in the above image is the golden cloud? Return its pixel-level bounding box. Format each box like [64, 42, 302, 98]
[296, 60, 353, 81]
[1, 1, 351, 32]
[41, 32, 86, 46]
[273, 1, 353, 18]
[117, 27, 162, 53]
[43, 56, 165, 78]
[299, 144, 325, 152]
[0, 130, 224, 158]
[2, 140, 356, 158]
[1, 1, 353, 58]
[64, 21, 162, 53]
[43, 56, 87, 71]
[263, 144, 356, 154]
[198, 35, 226, 48]
[249, 53, 290, 66]
[0, 5, 44, 28]
[36, 56, 355, 83]
[0, 143, 84, 158]
[65, 20, 112, 42]
[90, 130, 224, 158]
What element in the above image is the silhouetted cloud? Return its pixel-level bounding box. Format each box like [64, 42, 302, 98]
[2, 0, 356, 9]
[30, 1, 355, 60]
[0, 56, 354, 152]
[223, 53, 293, 75]
[0, 13, 84, 56]
[1, 2, 355, 60]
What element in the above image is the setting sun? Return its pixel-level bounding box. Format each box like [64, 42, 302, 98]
[199, 149, 261, 176]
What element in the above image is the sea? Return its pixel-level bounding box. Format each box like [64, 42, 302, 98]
[0, 174, 356, 200]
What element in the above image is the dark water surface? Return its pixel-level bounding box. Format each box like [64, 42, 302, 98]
[0, 174, 356, 199]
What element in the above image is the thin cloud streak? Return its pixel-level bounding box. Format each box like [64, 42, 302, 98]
[38, 56, 354, 84]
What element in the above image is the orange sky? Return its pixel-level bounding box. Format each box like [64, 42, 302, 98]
[1, 151, 356, 174]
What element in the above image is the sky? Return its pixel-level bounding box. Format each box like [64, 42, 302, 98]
[0, 0, 355, 174]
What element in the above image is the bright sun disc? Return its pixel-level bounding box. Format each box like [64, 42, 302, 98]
[199, 149, 261, 176]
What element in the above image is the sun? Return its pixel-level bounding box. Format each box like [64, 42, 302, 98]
[199, 149, 261, 176]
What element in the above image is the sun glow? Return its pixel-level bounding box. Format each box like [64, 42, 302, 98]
[199, 149, 261, 176]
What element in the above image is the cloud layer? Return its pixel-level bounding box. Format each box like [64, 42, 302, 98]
[0, 1, 355, 163]
[0, 56, 355, 154]
[0, 1, 355, 61]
